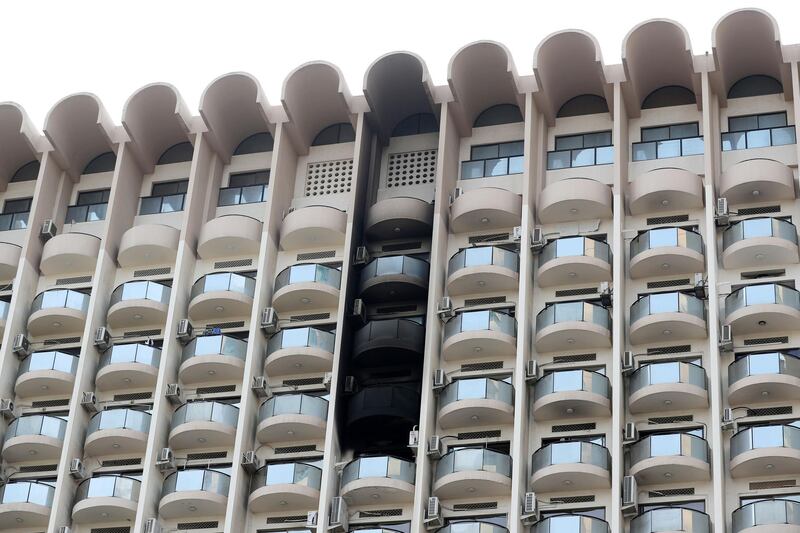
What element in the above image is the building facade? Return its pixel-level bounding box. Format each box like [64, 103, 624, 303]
[0, 7, 799, 533]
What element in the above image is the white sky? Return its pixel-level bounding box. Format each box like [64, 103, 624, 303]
[2, 0, 799, 129]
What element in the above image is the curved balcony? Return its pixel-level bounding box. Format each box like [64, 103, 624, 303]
[442, 310, 516, 361]
[107, 280, 171, 330]
[27, 289, 90, 338]
[265, 327, 335, 376]
[447, 246, 519, 295]
[365, 196, 433, 241]
[433, 448, 512, 499]
[352, 318, 424, 367]
[159, 469, 229, 519]
[179, 334, 246, 385]
[40, 232, 100, 275]
[532, 370, 611, 420]
[197, 214, 262, 259]
[95, 342, 160, 391]
[248, 462, 321, 513]
[438, 378, 513, 429]
[340, 455, 415, 505]
[631, 508, 711, 533]
[117, 224, 180, 268]
[629, 228, 704, 279]
[629, 292, 706, 345]
[732, 499, 800, 533]
[629, 433, 710, 484]
[449, 187, 522, 233]
[358, 255, 429, 302]
[346, 386, 420, 449]
[280, 205, 346, 250]
[629, 361, 708, 413]
[0, 242, 21, 281]
[84, 408, 150, 457]
[256, 394, 328, 443]
[720, 158, 795, 205]
[723, 218, 799, 269]
[1, 415, 66, 463]
[729, 352, 800, 405]
[272, 264, 341, 313]
[530, 441, 610, 492]
[188, 272, 255, 322]
[730, 424, 800, 478]
[538, 237, 611, 287]
[725, 283, 800, 334]
[538, 178, 612, 223]
[15, 350, 78, 399]
[0, 481, 54, 529]
[533, 515, 610, 533]
[438, 522, 510, 533]
[628, 168, 704, 216]
[72, 475, 140, 523]
[168, 401, 238, 450]
[535, 301, 611, 352]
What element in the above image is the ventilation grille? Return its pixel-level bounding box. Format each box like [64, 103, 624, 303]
[453, 502, 498, 511]
[550, 495, 595, 504]
[359, 508, 404, 518]
[187, 451, 227, 461]
[458, 430, 501, 440]
[101, 458, 142, 467]
[647, 344, 691, 355]
[750, 479, 797, 490]
[134, 267, 170, 277]
[283, 377, 324, 387]
[468, 233, 509, 244]
[553, 353, 596, 364]
[274, 444, 318, 454]
[464, 296, 506, 307]
[647, 278, 691, 289]
[297, 250, 336, 261]
[56, 275, 92, 286]
[196, 384, 237, 394]
[264, 516, 308, 525]
[744, 336, 789, 346]
[123, 329, 161, 338]
[91, 528, 131, 533]
[375, 304, 418, 314]
[31, 399, 70, 408]
[649, 488, 695, 497]
[461, 361, 504, 372]
[747, 406, 792, 417]
[647, 214, 689, 225]
[177, 521, 219, 530]
[290, 312, 330, 322]
[305, 159, 353, 197]
[553, 422, 596, 432]
[382, 242, 422, 252]
[555, 287, 598, 297]
[738, 205, 781, 216]
[19, 464, 58, 472]
[113, 392, 152, 401]
[205, 320, 245, 330]
[387, 149, 437, 188]
[214, 258, 252, 269]
[649, 415, 693, 424]
[43, 336, 81, 345]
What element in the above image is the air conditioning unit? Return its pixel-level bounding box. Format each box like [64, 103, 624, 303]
[427, 435, 444, 459]
[323, 372, 334, 392]
[241, 451, 261, 474]
[531, 227, 546, 253]
[623, 422, 639, 444]
[0, 399, 14, 420]
[143, 518, 162, 533]
[408, 429, 420, 455]
[715, 197, 730, 227]
[176, 319, 193, 344]
[94, 326, 111, 350]
[12, 334, 30, 358]
[343, 376, 357, 394]
[156, 448, 175, 472]
[436, 297, 455, 322]
[719, 324, 734, 352]
[424, 496, 444, 530]
[353, 246, 370, 265]
[622, 351, 635, 374]
[721, 407, 736, 431]
[69, 458, 86, 480]
[621, 475, 638, 517]
[599, 281, 612, 307]
[525, 360, 538, 383]
[40, 219, 57, 242]
[165, 384, 183, 405]
[328, 496, 348, 532]
[351, 298, 366, 324]
[449, 187, 463, 205]
[521, 491, 540, 525]
[80, 392, 99, 413]
[432, 369, 448, 393]
[694, 273, 707, 300]
[511, 226, 523, 242]
[306, 511, 318, 527]
[260, 307, 279, 334]
[251, 376, 272, 398]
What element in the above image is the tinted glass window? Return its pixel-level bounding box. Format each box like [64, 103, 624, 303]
[557, 94, 608, 118]
[3, 198, 31, 213]
[151, 180, 188, 196]
[311, 123, 355, 146]
[82, 152, 116, 174]
[473, 104, 523, 127]
[157, 142, 194, 165]
[641, 85, 696, 109]
[77, 189, 110, 205]
[391, 113, 439, 137]
[11, 160, 40, 182]
[234, 132, 274, 155]
[728, 75, 783, 99]
[229, 170, 269, 188]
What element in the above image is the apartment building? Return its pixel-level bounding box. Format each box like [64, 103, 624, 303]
[0, 7, 800, 533]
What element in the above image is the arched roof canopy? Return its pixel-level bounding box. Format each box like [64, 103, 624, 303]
[363, 51, 438, 142]
[199, 72, 273, 162]
[281, 61, 355, 155]
[43, 93, 117, 180]
[533, 30, 611, 125]
[0, 103, 42, 191]
[122, 83, 193, 173]
[447, 41, 523, 136]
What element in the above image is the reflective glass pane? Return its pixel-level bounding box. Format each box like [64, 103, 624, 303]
[460, 311, 489, 331]
[87, 203, 107, 221]
[160, 194, 184, 213]
[485, 158, 508, 176]
[218, 188, 240, 206]
[471, 145, 498, 160]
[657, 139, 681, 158]
[280, 328, 311, 348]
[747, 129, 771, 148]
[742, 218, 774, 238]
[682, 137, 704, 155]
[546, 151, 570, 170]
[752, 425, 784, 448]
[648, 228, 678, 248]
[649, 434, 681, 456]
[507, 155, 524, 174]
[241, 185, 265, 203]
[648, 292, 679, 313]
[632, 142, 656, 161]
[772, 126, 796, 146]
[584, 131, 612, 147]
[648, 362, 680, 384]
[595, 146, 614, 164]
[745, 284, 777, 305]
[555, 237, 585, 257]
[265, 463, 296, 485]
[461, 160, 484, 179]
[554, 302, 583, 322]
[671, 123, 700, 138]
[748, 353, 781, 375]
[730, 116, 759, 132]
[139, 197, 161, 215]
[555, 135, 583, 151]
[642, 127, 670, 142]
[499, 141, 524, 157]
[464, 247, 493, 266]
[552, 370, 583, 392]
[358, 456, 388, 478]
[572, 149, 595, 167]
[722, 132, 746, 151]
[758, 113, 787, 129]
[457, 379, 487, 400]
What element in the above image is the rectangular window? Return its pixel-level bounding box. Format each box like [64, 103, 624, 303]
[65, 188, 111, 224]
[0, 197, 32, 231]
[722, 112, 796, 151]
[547, 131, 613, 170]
[139, 179, 189, 215]
[632, 122, 703, 161]
[218, 170, 270, 206]
[460, 141, 524, 179]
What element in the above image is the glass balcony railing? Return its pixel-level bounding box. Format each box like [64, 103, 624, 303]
[443, 310, 517, 340]
[631, 508, 711, 533]
[181, 335, 247, 365]
[274, 264, 341, 292]
[532, 515, 610, 533]
[249, 462, 322, 493]
[171, 401, 239, 428]
[531, 441, 610, 473]
[98, 342, 161, 370]
[448, 246, 520, 276]
[161, 469, 230, 498]
[86, 408, 151, 436]
[259, 394, 328, 422]
[546, 146, 613, 170]
[31, 289, 90, 314]
[725, 283, 800, 317]
[0, 299, 9, 320]
[0, 211, 29, 231]
[629, 362, 707, 395]
[630, 228, 704, 259]
[732, 499, 800, 532]
[729, 352, 800, 386]
[539, 237, 611, 268]
[354, 318, 424, 349]
[109, 280, 171, 308]
[17, 350, 79, 378]
[632, 137, 704, 161]
[266, 327, 335, 355]
[4, 415, 67, 443]
[0, 480, 54, 506]
[722, 126, 796, 151]
[533, 370, 610, 403]
[341, 456, 415, 486]
[629, 433, 709, 465]
[218, 184, 268, 206]
[74, 475, 141, 504]
[435, 448, 512, 481]
[438, 522, 510, 533]
[439, 378, 513, 409]
[190, 272, 256, 300]
[723, 217, 798, 250]
[359, 255, 429, 283]
[731, 424, 800, 458]
[535, 301, 611, 332]
[630, 292, 705, 323]
[65, 202, 108, 224]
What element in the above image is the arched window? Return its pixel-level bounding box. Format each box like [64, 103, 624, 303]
[234, 132, 274, 155]
[641, 86, 696, 109]
[82, 152, 116, 174]
[391, 113, 439, 137]
[473, 104, 523, 127]
[157, 142, 194, 165]
[557, 94, 608, 118]
[10, 160, 40, 182]
[311, 123, 355, 146]
[728, 75, 783, 99]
